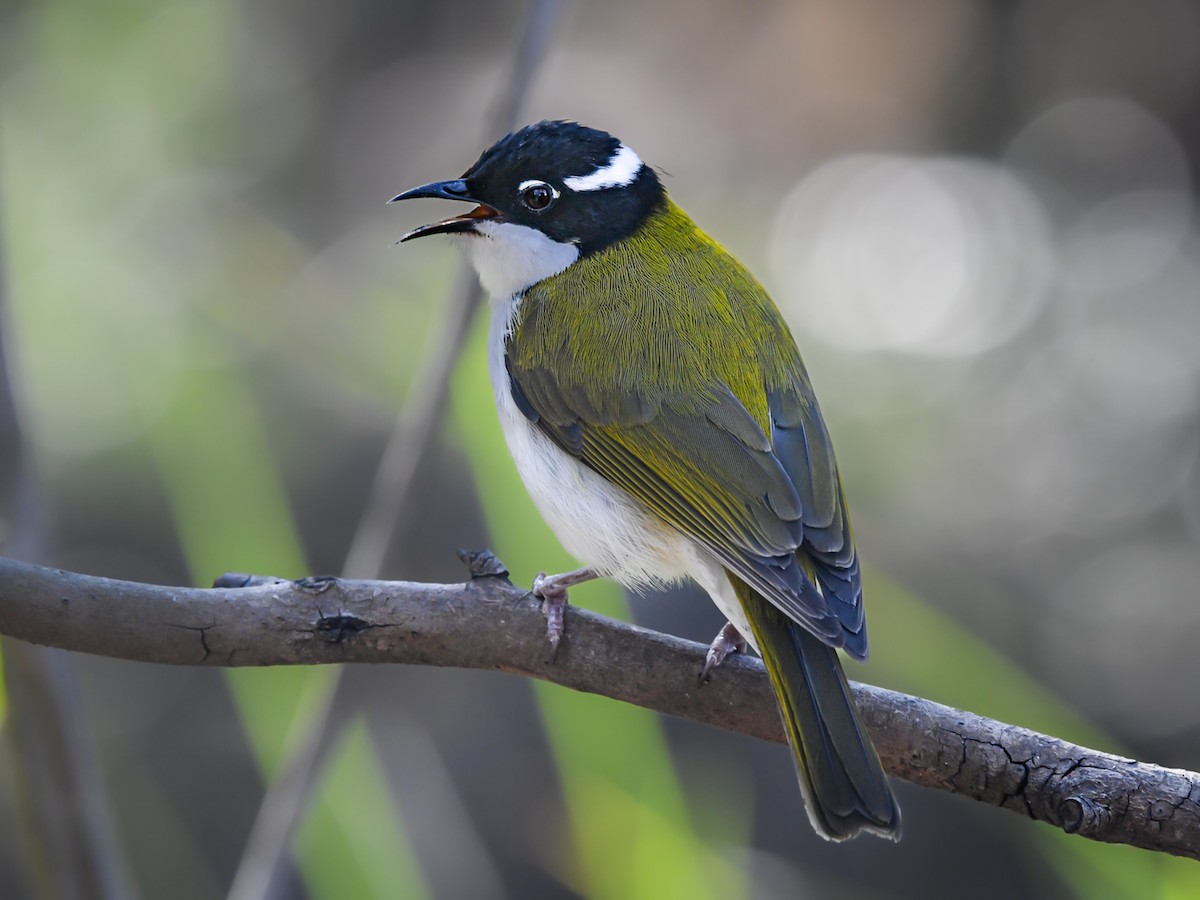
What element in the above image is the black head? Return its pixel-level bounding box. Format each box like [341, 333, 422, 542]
[391, 120, 664, 257]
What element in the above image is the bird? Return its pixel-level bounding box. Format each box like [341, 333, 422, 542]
[390, 120, 900, 842]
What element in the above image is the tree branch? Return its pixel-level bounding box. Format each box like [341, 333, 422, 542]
[1, 553, 1197, 860]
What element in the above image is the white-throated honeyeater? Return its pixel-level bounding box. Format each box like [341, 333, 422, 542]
[391, 120, 900, 841]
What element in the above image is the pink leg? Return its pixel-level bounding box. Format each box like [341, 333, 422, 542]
[532, 567, 597, 660]
[700, 620, 747, 683]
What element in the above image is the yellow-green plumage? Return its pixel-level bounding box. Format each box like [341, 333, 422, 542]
[511, 200, 797, 426]
[393, 120, 900, 841]
[506, 198, 900, 840]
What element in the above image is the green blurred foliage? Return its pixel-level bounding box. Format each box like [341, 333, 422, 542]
[147, 283, 427, 900]
[295, 720, 431, 900]
[3, 0, 428, 896]
[1, 0, 1199, 897]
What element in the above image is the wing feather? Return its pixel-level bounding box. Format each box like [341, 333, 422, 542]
[502, 198, 867, 657]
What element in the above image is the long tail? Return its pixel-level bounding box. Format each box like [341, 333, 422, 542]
[733, 578, 901, 841]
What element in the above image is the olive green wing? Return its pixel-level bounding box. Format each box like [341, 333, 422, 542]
[506, 352, 865, 656]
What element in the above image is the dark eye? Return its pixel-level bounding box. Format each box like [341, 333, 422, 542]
[519, 180, 558, 211]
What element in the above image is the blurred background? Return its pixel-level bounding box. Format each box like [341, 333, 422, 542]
[2, 0, 1200, 897]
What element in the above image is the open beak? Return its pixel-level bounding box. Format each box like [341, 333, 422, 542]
[388, 179, 504, 242]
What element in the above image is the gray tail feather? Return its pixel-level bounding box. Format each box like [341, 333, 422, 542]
[735, 579, 901, 841]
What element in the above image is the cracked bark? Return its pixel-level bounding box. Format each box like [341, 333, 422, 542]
[1, 553, 1197, 859]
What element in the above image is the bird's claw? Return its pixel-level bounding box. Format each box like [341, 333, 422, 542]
[531, 567, 596, 663]
[532, 571, 567, 661]
[700, 621, 747, 683]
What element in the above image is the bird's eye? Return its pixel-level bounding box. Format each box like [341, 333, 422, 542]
[518, 180, 558, 211]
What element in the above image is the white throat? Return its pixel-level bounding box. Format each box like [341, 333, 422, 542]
[456, 220, 579, 299]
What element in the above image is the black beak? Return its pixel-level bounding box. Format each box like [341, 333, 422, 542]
[388, 179, 505, 241]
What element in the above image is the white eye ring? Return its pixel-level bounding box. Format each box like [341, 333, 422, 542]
[517, 179, 560, 210]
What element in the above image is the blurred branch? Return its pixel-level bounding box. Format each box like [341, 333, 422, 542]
[225, 667, 347, 900]
[1, 643, 137, 900]
[343, 0, 562, 580]
[0, 142, 135, 900]
[232, 3, 565, 898]
[0, 554, 1197, 861]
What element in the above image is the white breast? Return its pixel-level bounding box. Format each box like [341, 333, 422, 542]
[485, 295, 754, 644]
[486, 296, 679, 586]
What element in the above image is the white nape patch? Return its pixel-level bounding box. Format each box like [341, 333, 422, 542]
[563, 143, 643, 192]
[456, 219, 579, 298]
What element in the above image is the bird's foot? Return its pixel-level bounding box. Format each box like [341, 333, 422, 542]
[700, 621, 747, 683]
[531, 567, 596, 661]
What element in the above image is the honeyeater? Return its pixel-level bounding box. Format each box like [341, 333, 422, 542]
[391, 120, 900, 841]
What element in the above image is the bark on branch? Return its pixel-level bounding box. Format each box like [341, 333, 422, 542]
[0, 553, 1196, 859]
